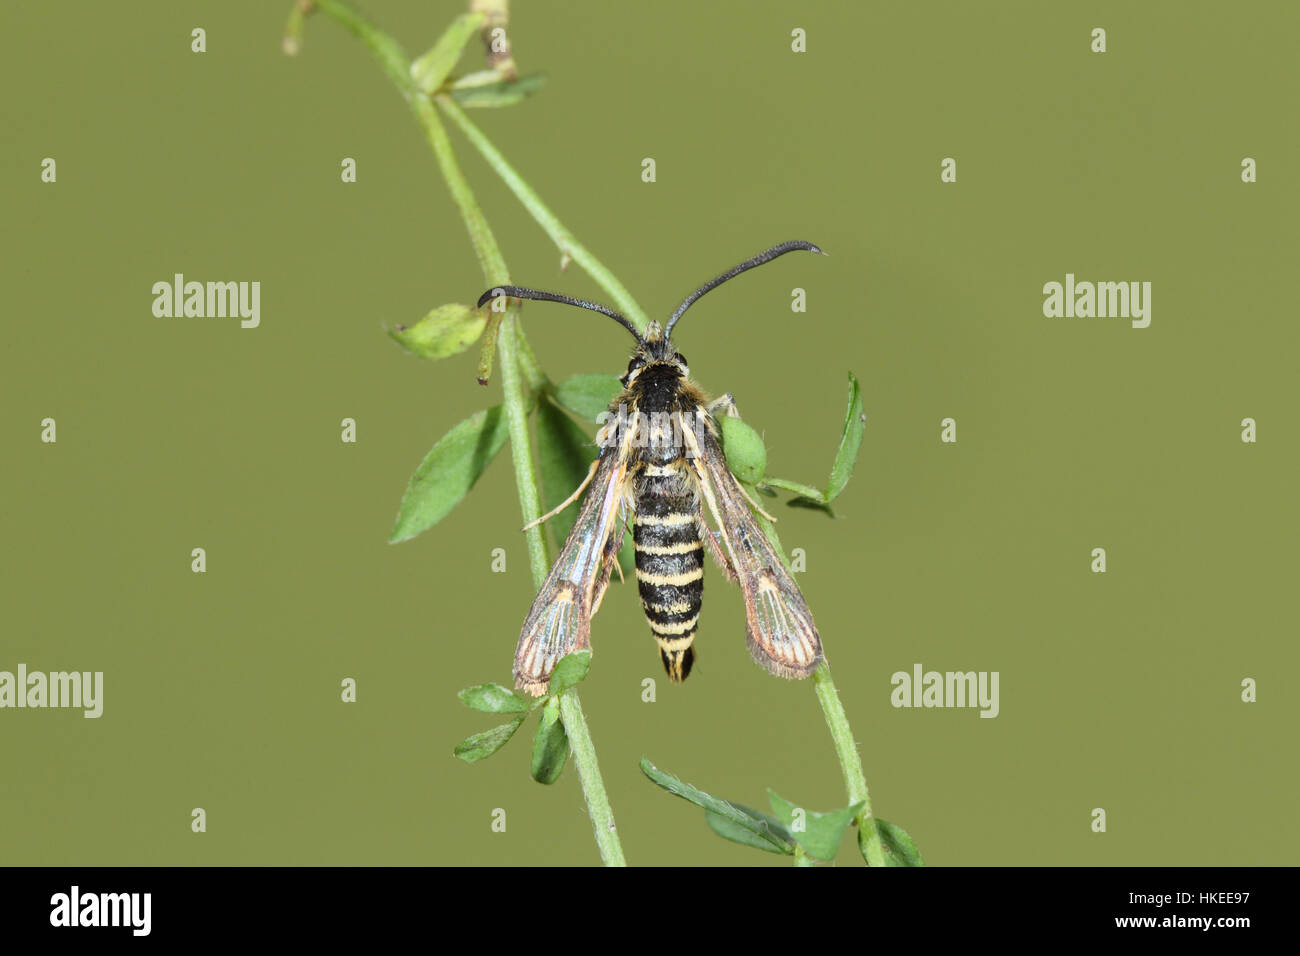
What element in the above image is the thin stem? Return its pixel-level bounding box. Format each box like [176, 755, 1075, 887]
[496, 315, 550, 585]
[475, 311, 505, 386]
[437, 96, 653, 333]
[307, 0, 414, 95]
[558, 692, 627, 866]
[515, 330, 547, 392]
[415, 96, 509, 282]
[814, 662, 885, 866]
[306, 1, 507, 282]
[761, 476, 828, 504]
[743, 481, 885, 867]
[501, 294, 624, 869]
[296, 0, 625, 866]
[500, 319, 620, 864]
[281, 0, 314, 56]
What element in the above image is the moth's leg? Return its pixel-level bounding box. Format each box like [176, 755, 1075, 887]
[522, 458, 599, 531]
[611, 500, 629, 586]
[706, 392, 740, 419]
[700, 510, 737, 581]
[738, 482, 778, 524]
[592, 553, 617, 614]
[688, 449, 742, 579]
[593, 501, 629, 612]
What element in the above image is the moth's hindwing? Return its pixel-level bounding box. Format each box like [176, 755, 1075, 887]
[514, 438, 629, 696]
[689, 421, 823, 679]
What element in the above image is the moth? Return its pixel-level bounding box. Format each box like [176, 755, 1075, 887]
[478, 240, 825, 696]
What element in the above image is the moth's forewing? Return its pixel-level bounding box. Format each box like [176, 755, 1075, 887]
[689, 423, 823, 679]
[514, 439, 630, 696]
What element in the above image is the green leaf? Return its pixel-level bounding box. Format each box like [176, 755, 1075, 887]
[536, 400, 596, 552]
[389, 303, 488, 360]
[548, 650, 591, 697]
[454, 716, 525, 763]
[457, 683, 527, 714]
[767, 790, 864, 861]
[410, 12, 486, 95]
[553, 374, 622, 422]
[705, 803, 797, 855]
[449, 72, 547, 108]
[749, 373, 863, 513]
[389, 405, 510, 543]
[873, 818, 925, 867]
[640, 759, 796, 854]
[530, 697, 569, 784]
[451, 69, 506, 90]
[762, 476, 828, 505]
[825, 371, 865, 502]
[786, 496, 835, 517]
[719, 416, 766, 484]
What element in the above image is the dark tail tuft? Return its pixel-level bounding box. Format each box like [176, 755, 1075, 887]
[660, 646, 695, 683]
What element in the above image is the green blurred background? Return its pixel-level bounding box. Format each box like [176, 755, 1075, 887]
[2, 1, 1295, 866]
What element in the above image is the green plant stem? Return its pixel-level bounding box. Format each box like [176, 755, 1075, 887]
[814, 662, 885, 866]
[496, 315, 550, 585]
[304, 1, 506, 281]
[281, 0, 313, 56]
[437, 96, 653, 333]
[761, 476, 827, 504]
[416, 94, 509, 282]
[515, 331, 547, 391]
[499, 321, 621, 864]
[743, 482, 886, 867]
[296, 0, 624, 866]
[305, 0, 414, 96]
[558, 691, 626, 866]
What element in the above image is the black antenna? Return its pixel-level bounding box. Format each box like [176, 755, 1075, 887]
[476, 286, 643, 343]
[664, 240, 824, 337]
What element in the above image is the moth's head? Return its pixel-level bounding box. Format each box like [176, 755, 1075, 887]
[622, 321, 688, 387]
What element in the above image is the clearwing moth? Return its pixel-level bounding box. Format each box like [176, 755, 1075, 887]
[478, 240, 826, 696]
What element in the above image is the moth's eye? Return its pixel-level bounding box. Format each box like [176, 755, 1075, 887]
[674, 352, 688, 366]
[627, 358, 645, 376]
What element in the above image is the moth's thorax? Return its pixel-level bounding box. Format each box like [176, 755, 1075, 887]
[630, 361, 685, 413]
[606, 319, 710, 464]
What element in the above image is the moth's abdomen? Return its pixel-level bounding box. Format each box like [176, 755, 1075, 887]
[632, 463, 703, 682]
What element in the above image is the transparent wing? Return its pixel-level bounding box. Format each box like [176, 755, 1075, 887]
[514, 445, 628, 696]
[690, 424, 822, 679]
